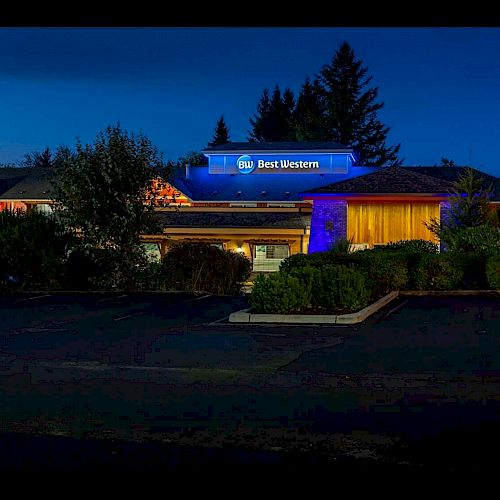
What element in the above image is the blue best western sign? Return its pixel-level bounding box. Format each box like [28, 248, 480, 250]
[207, 153, 352, 175]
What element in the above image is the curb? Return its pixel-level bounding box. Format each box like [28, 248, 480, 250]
[228, 291, 399, 325]
[399, 290, 500, 296]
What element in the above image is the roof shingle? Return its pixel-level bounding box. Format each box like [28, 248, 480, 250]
[302, 166, 456, 195]
[156, 211, 310, 229]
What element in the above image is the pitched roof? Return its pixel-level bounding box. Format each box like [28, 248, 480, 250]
[0, 167, 30, 197]
[171, 166, 378, 202]
[203, 141, 352, 153]
[404, 166, 500, 201]
[302, 166, 456, 195]
[155, 211, 310, 229]
[0, 168, 54, 200]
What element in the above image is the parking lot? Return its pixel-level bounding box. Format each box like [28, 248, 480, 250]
[1, 291, 500, 472]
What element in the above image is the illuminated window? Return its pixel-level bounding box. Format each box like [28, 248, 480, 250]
[253, 244, 289, 272]
[34, 204, 53, 214]
[209, 242, 224, 250]
[142, 243, 162, 262]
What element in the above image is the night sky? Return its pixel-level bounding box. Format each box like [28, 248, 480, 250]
[1, 27, 500, 176]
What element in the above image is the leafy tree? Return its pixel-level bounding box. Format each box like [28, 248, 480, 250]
[51, 124, 167, 290]
[316, 41, 401, 166]
[293, 78, 327, 141]
[177, 151, 207, 167]
[208, 115, 230, 147]
[248, 85, 296, 142]
[440, 157, 456, 167]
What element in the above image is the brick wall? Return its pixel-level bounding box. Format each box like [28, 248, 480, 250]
[308, 200, 347, 253]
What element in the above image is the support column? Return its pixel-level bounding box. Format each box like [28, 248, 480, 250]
[308, 199, 347, 254]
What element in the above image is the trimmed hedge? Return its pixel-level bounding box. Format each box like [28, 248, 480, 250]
[250, 273, 311, 314]
[316, 264, 369, 311]
[350, 250, 408, 298]
[252, 264, 369, 314]
[412, 253, 464, 290]
[380, 239, 439, 254]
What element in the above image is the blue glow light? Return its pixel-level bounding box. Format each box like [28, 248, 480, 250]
[206, 152, 353, 175]
[308, 200, 347, 253]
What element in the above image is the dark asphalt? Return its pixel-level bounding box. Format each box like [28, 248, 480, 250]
[1, 291, 500, 472]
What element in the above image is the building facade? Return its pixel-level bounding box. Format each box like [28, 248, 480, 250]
[2, 142, 500, 272]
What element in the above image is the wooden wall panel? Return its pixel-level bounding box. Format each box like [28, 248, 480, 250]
[347, 203, 440, 246]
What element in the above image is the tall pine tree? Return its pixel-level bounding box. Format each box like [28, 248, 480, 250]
[317, 41, 401, 166]
[248, 86, 296, 142]
[293, 78, 327, 141]
[208, 115, 230, 147]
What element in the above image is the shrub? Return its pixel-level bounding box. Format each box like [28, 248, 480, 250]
[350, 250, 408, 298]
[486, 255, 500, 289]
[446, 252, 488, 290]
[328, 236, 353, 254]
[442, 224, 500, 257]
[289, 266, 322, 307]
[160, 242, 251, 295]
[381, 239, 439, 254]
[250, 273, 311, 314]
[316, 264, 370, 311]
[0, 209, 72, 291]
[280, 250, 355, 274]
[413, 253, 464, 290]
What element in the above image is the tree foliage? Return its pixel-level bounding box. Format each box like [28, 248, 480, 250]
[246, 42, 401, 166]
[440, 157, 456, 167]
[293, 78, 327, 141]
[208, 115, 230, 147]
[0, 209, 72, 290]
[316, 41, 401, 166]
[248, 86, 296, 142]
[51, 125, 167, 289]
[426, 167, 499, 254]
[20, 146, 75, 169]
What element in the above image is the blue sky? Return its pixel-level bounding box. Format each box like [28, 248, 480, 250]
[1, 27, 500, 176]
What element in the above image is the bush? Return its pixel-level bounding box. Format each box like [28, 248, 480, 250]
[328, 236, 353, 254]
[381, 239, 439, 254]
[412, 253, 464, 290]
[0, 209, 72, 291]
[316, 264, 370, 311]
[289, 266, 322, 307]
[160, 242, 251, 295]
[280, 250, 355, 274]
[442, 224, 500, 257]
[250, 272, 311, 314]
[486, 255, 500, 289]
[350, 250, 408, 298]
[445, 252, 488, 289]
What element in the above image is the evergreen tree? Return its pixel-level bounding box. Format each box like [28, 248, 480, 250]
[281, 88, 296, 141]
[21, 147, 54, 168]
[248, 86, 296, 142]
[208, 115, 230, 147]
[317, 41, 401, 166]
[293, 78, 327, 141]
[248, 88, 271, 142]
